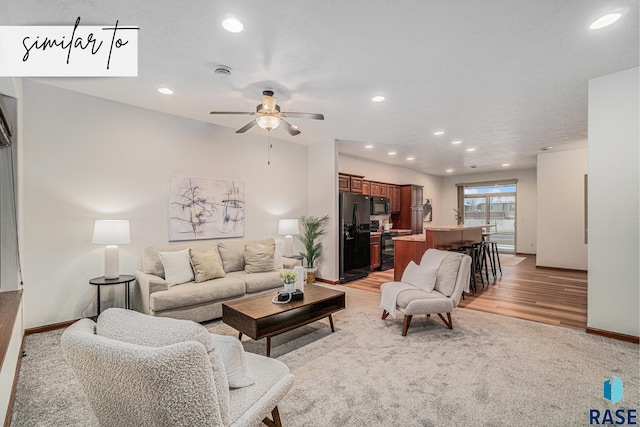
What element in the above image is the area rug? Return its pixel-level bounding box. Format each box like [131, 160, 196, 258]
[499, 254, 526, 267]
[10, 285, 639, 426]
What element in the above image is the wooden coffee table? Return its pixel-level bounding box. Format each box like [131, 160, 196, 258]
[222, 284, 346, 357]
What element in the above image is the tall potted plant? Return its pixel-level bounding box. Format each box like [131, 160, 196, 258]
[298, 214, 329, 283]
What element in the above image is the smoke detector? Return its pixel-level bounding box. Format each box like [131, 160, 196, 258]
[214, 67, 232, 78]
[470, 165, 477, 169]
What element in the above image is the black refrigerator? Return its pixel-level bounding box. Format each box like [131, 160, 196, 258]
[339, 192, 371, 283]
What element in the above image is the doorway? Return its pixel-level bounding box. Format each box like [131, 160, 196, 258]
[462, 182, 516, 254]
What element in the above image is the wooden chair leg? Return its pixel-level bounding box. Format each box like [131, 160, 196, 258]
[437, 313, 453, 329]
[381, 310, 389, 320]
[263, 406, 282, 427]
[401, 315, 413, 336]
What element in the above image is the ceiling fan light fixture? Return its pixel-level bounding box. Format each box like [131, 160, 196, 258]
[262, 94, 277, 111]
[256, 115, 281, 131]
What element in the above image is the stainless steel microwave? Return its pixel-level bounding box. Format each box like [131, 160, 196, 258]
[370, 197, 390, 215]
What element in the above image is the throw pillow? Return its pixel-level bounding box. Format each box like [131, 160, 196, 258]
[401, 261, 438, 292]
[189, 248, 226, 282]
[257, 241, 284, 269]
[434, 253, 462, 297]
[210, 335, 255, 388]
[244, 244, 275, 273]
[159, 249, 195, 286]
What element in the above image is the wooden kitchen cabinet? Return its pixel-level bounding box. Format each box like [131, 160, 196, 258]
[378, 183, 388, 197]
[370, 182, 380, 196]
[362, 180, 370, 195]
[370, 234, 381, 271]
[395, 184, 424, 234]
[338, 173, 365, 193]
[389, 185, 401, 213]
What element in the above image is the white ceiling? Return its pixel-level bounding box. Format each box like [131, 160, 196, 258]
[6, 0, 639, 176]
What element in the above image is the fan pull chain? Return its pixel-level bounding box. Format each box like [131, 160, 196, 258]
[267, 130, 271, 165]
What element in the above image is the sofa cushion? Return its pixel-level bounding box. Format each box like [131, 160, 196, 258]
[143, 242, 218, 278]
[159, 249, 195, 286]
[190, 247, 226, 282]
[218, 238, 275, 273]
[396, 289, 454, 314]
[150, 276, 246, 312]
[228, 271, 283, 294]
[434, 253, 463, 297]
[244, 245, 275, 273]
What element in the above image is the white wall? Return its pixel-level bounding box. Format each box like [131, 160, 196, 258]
[587, 68, 639, 337]
[338, 154, 443, 225]
[536, 148, 588, 269]
[21, 80, 309, 328]
[308, 140, 338, 282]
[441, 169, 537, 254]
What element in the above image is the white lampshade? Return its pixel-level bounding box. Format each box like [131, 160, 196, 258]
[92, 220, 131, 244]
[92, 220, 130, 279]
[256, 115, 281, 131]
[278, 219, 300, 236]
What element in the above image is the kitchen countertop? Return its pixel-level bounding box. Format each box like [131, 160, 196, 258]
[423, 225, 485, 231]
[371, 229, 412, 234]
[392, 233, 426, 241]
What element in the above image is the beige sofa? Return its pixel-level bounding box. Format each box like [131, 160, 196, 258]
[132, 238, 301, 323]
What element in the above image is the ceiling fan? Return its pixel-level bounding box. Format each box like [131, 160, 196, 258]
[210, 90, 324, 136]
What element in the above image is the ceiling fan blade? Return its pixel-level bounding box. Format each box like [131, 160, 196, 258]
[282, 112, 324, 120]
[210, 111, 255, 115]
[281, 119, 302, 136]
[236, 120, 257, 133]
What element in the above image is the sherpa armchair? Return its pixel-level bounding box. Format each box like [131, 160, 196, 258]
[380, 249, 471, 336]
[61, 308, 294, 427]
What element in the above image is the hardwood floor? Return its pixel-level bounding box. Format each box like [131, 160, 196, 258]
[344, 255, 588, 330]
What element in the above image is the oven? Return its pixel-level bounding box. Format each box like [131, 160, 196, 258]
[380, 231, 398, 271]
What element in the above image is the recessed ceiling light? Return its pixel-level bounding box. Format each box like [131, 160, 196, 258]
[446, 169, 454, 173]
[451, 140, 462, 145]
[502, 163, 510, 167]
[406, 157, 415, 161]
[433, 130, 445, 136]
[466, 148, 476, 152]
[590, 13, 622, 30]
[388, 151, 396, 156]
[371, 95, 385, 102]
[365, 145, 373, 149]
[158, 87, 173, 95]
[222, 17, 244, 33]
[541, 146, 553, 151]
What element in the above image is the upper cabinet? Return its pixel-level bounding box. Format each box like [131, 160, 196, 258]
[390, 185, 401, 213]
[338, 173, 365, 194]
[396, 184, 424, 234]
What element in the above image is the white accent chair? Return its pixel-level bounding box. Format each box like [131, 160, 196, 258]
[61, 308, 294, 427]
[381, 250, 471, 336]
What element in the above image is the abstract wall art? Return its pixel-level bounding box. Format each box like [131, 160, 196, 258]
[169, 176, 245, 241]
[423, 198, 433, 222]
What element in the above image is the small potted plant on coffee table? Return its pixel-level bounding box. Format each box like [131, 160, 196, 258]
[298, 214, 329, 284]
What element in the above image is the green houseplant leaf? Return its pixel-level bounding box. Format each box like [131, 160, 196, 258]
[298, 215, 329, 268]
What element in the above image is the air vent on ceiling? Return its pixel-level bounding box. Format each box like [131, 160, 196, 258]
[214, 67, 231, 78]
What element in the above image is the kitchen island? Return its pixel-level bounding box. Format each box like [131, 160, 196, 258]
[392, 225, 483, 281]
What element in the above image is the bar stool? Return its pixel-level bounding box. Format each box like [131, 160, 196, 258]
[485, 241, 502, 277]
[449, 247, 476, 294]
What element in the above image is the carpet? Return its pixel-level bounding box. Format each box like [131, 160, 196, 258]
[498, 255, 526, 267]
[10, 285, 639, 427]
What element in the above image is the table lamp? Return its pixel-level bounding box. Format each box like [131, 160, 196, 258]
[92, 220, 130, 279]
[278, 219, 299, 257]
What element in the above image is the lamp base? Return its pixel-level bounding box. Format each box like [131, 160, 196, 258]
[283, 235, 294, 257]
[104, 245, 120, 279]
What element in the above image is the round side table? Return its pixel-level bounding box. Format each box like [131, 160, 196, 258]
[89, 274, 136, 316]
